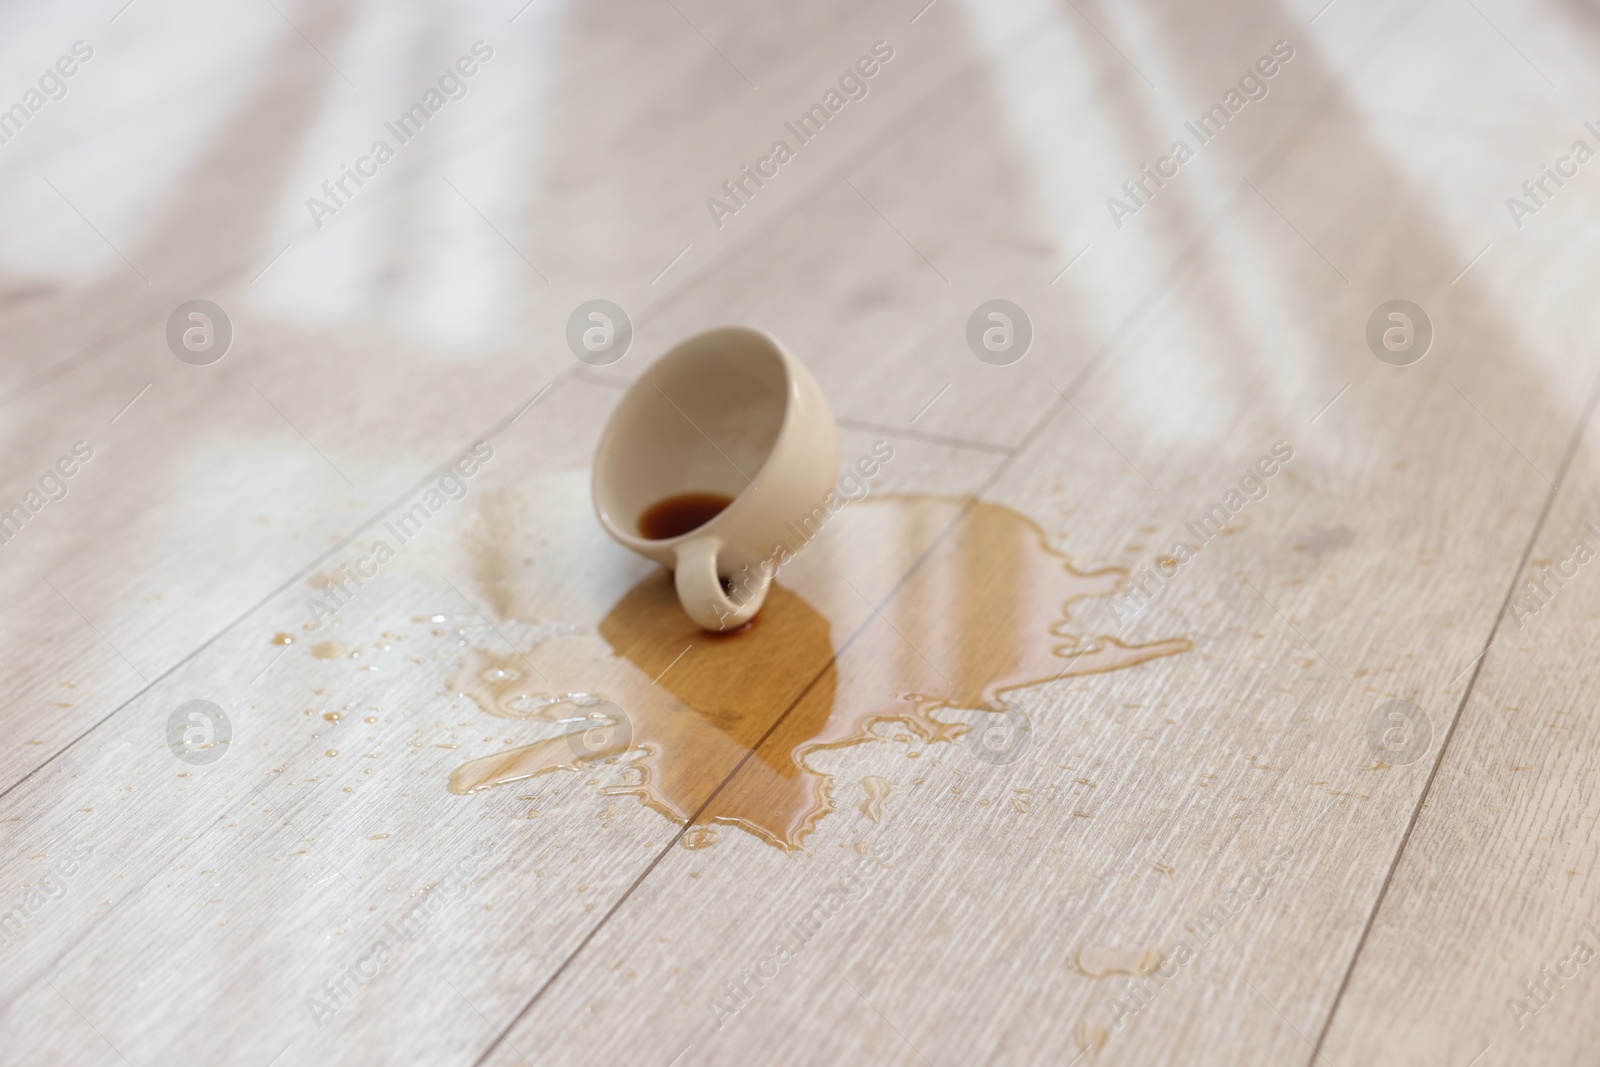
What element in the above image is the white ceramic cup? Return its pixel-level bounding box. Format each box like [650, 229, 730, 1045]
[592, 327, 839, 631]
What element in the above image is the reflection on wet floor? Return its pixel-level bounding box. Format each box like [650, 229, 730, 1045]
[450, 495, 1190, 848]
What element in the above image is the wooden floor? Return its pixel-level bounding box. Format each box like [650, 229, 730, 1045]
[3, 0, 1599, 1063]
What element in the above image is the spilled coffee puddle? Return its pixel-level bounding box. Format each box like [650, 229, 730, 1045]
[449, 495, 1189, 849]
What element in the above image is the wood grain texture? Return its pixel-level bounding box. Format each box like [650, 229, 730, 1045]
[0, 374, 1006, 1064]
[3, 0, 1600, 1064]
[0, 0, 1041, 793]
[1318, 408, 1600, 1065]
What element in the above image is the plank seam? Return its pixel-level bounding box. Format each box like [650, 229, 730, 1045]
[1304, 364, 1600, 1065]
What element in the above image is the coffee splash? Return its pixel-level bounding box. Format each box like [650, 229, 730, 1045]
[859, 776, 892, 822]
[449, 495, 1190, 849]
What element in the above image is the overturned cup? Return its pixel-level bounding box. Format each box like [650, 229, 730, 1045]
[592, 327, 839, 631]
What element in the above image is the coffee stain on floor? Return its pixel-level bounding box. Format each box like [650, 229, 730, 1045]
[1295, 525, 1355, 556]
[1075, 1020, 1109, 1059]
[448, 494, 1191, 849]
[448, 652, 604, 720]
[680, 826, 718, 850]
[858, 776, 892, 822]
[465, 487, 519, 621]
[1075, 945, 1163, 978]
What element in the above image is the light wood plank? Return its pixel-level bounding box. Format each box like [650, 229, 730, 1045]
[1320, 360, 1600, 1056]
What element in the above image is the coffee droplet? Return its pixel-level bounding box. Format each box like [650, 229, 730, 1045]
[1075, 945, 1163, 978]
[681, 826, 719, 850]
[449, 649, 604, 721]
[859, 776, 892, 822]
[1075, 1020, 1108, 1059]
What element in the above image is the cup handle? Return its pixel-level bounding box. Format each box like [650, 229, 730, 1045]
[674, 536, 767, 631]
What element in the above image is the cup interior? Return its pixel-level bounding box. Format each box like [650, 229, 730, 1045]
[595, 328, 789, 542]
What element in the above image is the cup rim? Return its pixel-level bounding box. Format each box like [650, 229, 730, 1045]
[592, 325, 796, 551]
